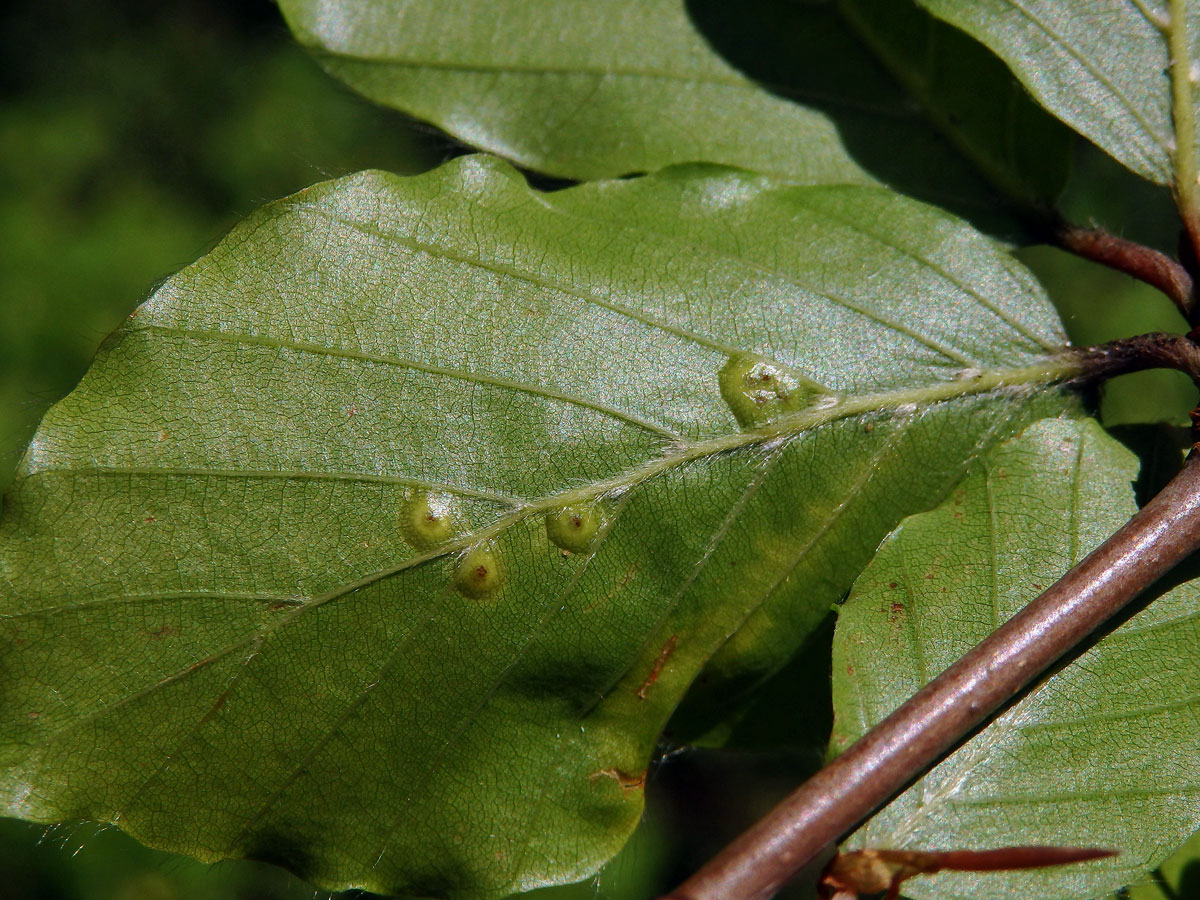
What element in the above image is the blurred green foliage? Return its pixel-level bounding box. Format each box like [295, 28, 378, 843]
[1123, 828, 1200, 900]
[0, 0, 443, 491]
[1, 1, 1196, 898]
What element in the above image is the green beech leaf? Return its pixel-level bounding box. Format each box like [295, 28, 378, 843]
[275, 0, 871, 185]
[275, 0, 1071, 227]
[915, 0, 1185, 186]
[832, 418, 1200, 900]
[0, 156, 1080, 897]
[829, 0, 1073, 212]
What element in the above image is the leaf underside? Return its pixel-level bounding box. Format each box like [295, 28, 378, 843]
[833, 418, 1200, 900]
[277, 0, 870, 184]
[916, 0, 1183, 186]
[277, 0, 1072, 231]
[0, 156, 1078, 897]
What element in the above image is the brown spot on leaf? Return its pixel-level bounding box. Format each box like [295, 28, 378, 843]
[590, 768, 646, 792]
[587, 562, 638, 611]
[637, 635, 678, 700]
[199, 688, 232, 724]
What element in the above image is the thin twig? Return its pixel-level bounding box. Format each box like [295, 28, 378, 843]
[663, 344, 1200, 900]
[820, 846, 1118, 899]
[1056, 224, 1194, 321]
[1077, 331, 1200, 382]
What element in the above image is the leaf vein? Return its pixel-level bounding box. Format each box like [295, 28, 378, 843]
[783, 194, 1061, 353]
[1003, 0, 1171, 151]
[13, 367, 1076, 756]
[1018, 691, 1200, 732]
[537, 197, 982, 368]
[136, 323, 681, 441]
[307, 46, 752, 89]
[24, 466, 524, 506]
[0, 592, 303, 623]
[953, 783, 1200, 807]
[302, 207, 750, 360]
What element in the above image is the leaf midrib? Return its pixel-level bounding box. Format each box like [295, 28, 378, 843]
[306, 45, 751, 89]
[1169, 0, 1200, 211]
[12, 358, 1081, 758]
[882, 430, 1128, 844]
[123, 384, 1055, 873]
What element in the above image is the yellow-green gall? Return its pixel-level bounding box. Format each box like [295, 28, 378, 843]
[399, 490, 458, 550]
[718, 353, 827, 428]
[453, 542, 505, 598]
[545, 504, 605, 554]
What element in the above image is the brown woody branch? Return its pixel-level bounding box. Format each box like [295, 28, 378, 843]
[661, 335, 1200, 900]
[1056, 224, 1194, 322]
[1077, 331, 1200, 384]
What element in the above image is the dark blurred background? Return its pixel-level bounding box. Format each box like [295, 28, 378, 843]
[0, 0, 450, 492]
[1, 1, 1196, 898]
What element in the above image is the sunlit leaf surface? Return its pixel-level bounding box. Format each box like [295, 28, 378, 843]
[277, 0, 1072, 230]
[917, 0, 1184, 186]
[277, 0, 868, 183]
[833, 418, 1200, 900]
[0, 156, 1078, 896]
